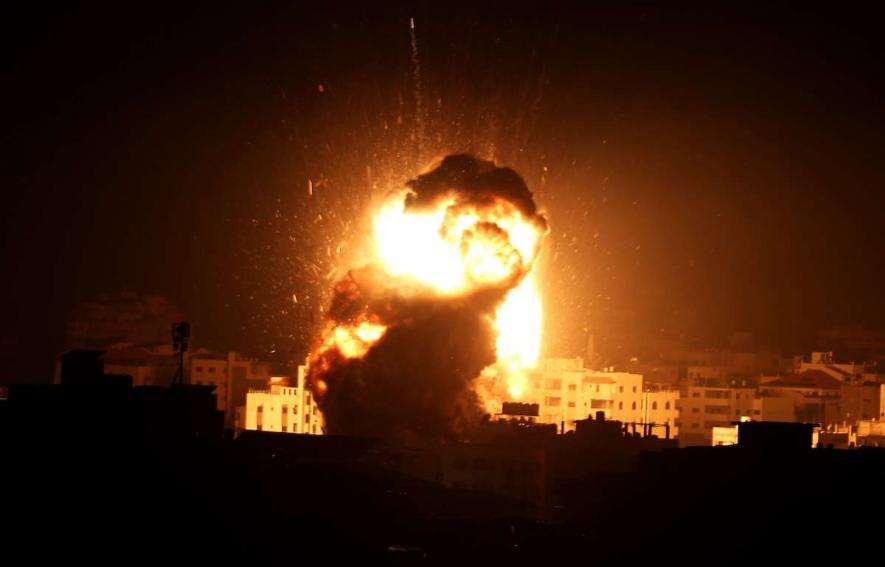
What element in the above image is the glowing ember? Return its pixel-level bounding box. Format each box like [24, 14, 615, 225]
[307, 154, 547, 439]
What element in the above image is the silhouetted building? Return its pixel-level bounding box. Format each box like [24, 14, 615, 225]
[64, 291, 185, 350]
[736, 421, 815, 451]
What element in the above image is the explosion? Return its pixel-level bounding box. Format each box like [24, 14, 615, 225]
[307, 154, 547, 440]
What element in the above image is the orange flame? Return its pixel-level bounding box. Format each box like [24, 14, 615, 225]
[312, 187, 545, 405]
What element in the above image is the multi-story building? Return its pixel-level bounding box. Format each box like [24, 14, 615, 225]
[677, 384, 795, 446]
[640, 388, 680, 438]
[521, 358, 654, 435]
[189, 350, 280, 425]
[758, 370, 841, 426]
[238, 366, 323, 435]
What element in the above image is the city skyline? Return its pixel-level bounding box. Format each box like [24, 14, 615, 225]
[4, 4, 885, 563]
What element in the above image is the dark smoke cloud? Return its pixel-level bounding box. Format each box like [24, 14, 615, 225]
[308, 155, 545, 442]
[406, 154, 547, 232]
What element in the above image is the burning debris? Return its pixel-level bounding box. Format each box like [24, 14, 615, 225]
[307, 155, 547, 441]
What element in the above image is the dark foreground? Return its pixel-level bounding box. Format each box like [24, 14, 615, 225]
[3, 383, 884, 566]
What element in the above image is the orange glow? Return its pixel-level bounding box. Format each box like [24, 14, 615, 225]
[494, 271, 542, 399]
[373, 194, 542, 294]
[310, 186, 545, 404]
[323, 320, 387, 359]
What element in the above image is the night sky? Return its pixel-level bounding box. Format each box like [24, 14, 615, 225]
[3, 2, 884, 381]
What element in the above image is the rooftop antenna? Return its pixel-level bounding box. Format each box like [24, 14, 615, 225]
[171, 321, 190, 385]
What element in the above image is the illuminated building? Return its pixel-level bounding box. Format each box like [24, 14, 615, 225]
[677, 385, 794, 446]
[711, 425, 739, 446]
[856, 420, 885, 447]
[640, 388, 680, 438]
[758, 371, 842, 425]
[678, 385, 756, 445]
[521, 357, 658, 434]
[238, 365, 323, 435]
[189, 350, 278, 424]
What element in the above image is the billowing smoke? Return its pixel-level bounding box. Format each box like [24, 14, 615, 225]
[307, 154, 547, 441]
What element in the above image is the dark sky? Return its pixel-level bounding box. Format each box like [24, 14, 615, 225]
[3, 2, 884, 380]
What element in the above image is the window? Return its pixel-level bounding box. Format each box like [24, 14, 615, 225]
[591, 399, 609, 409]
[282, 406, 288, 414]
[257, 424, 262, 431]
[692, 392, 701, 398]
[195, 366, 203, 372]
[691, 423, 699, 429]
[282, 425, 287, 432]
[619, 386, 624, 393]
[691, 408, 700, 414]
[631, 402, 636, 410]
[652, 401, 658, 410]
[568, 402, 576, 408]
[257, 406, 263, 413]
[568, 384, 577, 391]
[753, 410, 761, 415]
[632, 386, 637, 393]
[545, 397, 562, 407]
[618, 401, 623, 410]
[209, 367, 216, 374]
[736, 394, 741, 399]
[665, 401, 671, 410]
[545, 379, 562, 390]
[735, 409, 741, 415]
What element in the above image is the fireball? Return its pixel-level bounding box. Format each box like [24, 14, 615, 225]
[307, 155, 547, 438]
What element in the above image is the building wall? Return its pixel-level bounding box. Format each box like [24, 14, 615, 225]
[189, 351, 280, 426]
[755, 396, 795, 422]
[677, 386, 756, 446]
[240, 366, 323, 435]
[712, 425, 738, 446]
[840, 383, 882, 425]
[641, 390, 680, 439]
[759, 384, 840, 426]
[608, 372, 644, 424]
[523, 359, 645, 433]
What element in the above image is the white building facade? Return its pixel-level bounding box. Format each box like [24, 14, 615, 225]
[239, 366, 323, 435]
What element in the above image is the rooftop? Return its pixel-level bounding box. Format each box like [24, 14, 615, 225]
[763, 370, 843, 390]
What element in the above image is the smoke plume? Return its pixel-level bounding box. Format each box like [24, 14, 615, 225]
[307, 155, 546, 441]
